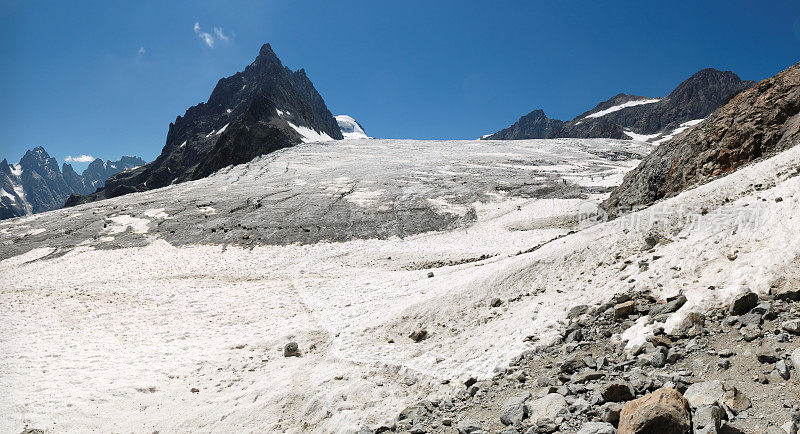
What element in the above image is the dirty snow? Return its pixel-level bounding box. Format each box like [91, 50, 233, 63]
[105, 215, 150, 234]
[623, 130, 661, 142]
[144, 208, 170, 220]
[2, 137, 799, 433]
[652, 118, 705, 145]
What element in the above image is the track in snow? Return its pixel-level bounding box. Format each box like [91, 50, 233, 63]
[1, 138, 661, 433]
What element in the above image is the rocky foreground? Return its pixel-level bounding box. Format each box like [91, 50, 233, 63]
[379, 288, 800, 434]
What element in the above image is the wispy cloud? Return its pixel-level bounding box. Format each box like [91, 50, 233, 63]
[194, 22, 215, 48]
[194, 22, 231, 48]
[138, 46, 146, 56]
[213, 27, 229, 42]
[65, 155, 95, 163]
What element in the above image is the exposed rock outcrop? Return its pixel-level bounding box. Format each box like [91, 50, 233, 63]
[605, 61, 800, 214]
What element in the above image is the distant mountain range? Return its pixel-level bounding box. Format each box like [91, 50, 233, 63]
[67, 43, 346, 207]
[483, 68, 755, 143]
[0, 147, 144, 220]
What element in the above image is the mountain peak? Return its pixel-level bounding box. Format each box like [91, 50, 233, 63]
[0, 146, 146, 219]
[259, 43, 276, 58]
[667, 68, 750, 100]
[253, 43, 282, 68]
[69, 42, 342, 205]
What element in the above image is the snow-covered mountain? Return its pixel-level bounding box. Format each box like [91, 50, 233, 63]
[0, 147, 144, 220]
[484, 68, 755, 143]
[66, 43, 343, 207]
[335, 115, 370, 140]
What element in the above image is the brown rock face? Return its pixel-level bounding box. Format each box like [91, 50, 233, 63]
[605, 61, 800, 215]
[618, 388, 691, 434]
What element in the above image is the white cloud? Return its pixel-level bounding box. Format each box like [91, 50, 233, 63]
[194, 21, 215, 48]
[138, 46, 146, 55]
[213, 27, 229, 41]
[193, 22, 231, 48]
[65, 155, 95, 163]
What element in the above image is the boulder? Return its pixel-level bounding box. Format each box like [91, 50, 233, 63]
[577, 422, 616, 434]
[397, 404, 427, 424]
[650, 295, 687, 316]
[739, 324, 762, 342]
[601, 382, 635, 403]
[527, 393, 569, 422]
[652, 346, 668, 368]
[615, 300, 637, 320]
[499, 392, 530, 426]
[618, 388, 691, 434]
[670, 312, 705, 337]
[791, 347, 800, 373]
[722, 387, 750, 415]
[572, 371, 606, 384]
[783, 320, 800, 335]
[684, 381, 725, 408]
[599, 402, 624, 424]
[730, 291, 758, 316]
[283, 341, 300, 357]
[457, 419, 483, 434]
[776, 360, 790, 380]
[773, 282, 800, 301]
[569, 304, 590, 318]
[693, 404, 722, 433]
[757, 353, 780, 364]
[410, 330, 428, 342]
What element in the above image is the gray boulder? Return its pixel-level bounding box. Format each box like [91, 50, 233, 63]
[527, 393, 568, 422]
[457, 419, 483, 434]
[577, 422, 616, 434]
[499, 392, 530, 426]
[730, 291, 758, 316]
[684, 381, 725, 408]
[693, 404, 723, 433]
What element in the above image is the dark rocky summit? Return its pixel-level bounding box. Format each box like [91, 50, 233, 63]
[66, 43, 342, 207]
[483, 69, 754, 142]
[0, 147, 144, 220]
[605, 61, 800, 214]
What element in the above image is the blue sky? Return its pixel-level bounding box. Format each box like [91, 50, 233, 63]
[1, 1, 799, 170]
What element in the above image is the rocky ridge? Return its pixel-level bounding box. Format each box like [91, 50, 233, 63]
[484, 69, 754, 144]
[66, 43, 343, 206]
[0, 147, 144, 220]
[605, 62, 800, 215]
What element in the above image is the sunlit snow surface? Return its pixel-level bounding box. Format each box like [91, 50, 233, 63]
[336, 115, 370, 140]
[4, 137, 799, 432]
[288, 121, 335, 143]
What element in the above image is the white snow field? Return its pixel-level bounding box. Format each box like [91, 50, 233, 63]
[583, 98, 661, 119]
[2, 137, 799, 432]
[336, 115, 370, 140]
